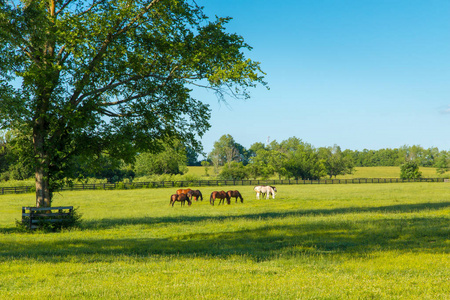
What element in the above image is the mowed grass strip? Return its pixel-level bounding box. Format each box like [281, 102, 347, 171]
[0, 183, 449, 299]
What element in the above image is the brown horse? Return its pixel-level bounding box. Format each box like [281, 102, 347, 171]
[227, 190, 244, 203]
[187, 189, 203, 201]
[177, 188, 192, 195]
[210, 191, 230, 206]
[170, 193, 191, 207]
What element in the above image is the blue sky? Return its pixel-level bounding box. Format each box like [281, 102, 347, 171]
[194, 0, 450, 155]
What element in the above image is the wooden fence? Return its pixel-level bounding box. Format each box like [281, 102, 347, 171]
[0, 177, 447, 195]
[21, 206, 74, 230]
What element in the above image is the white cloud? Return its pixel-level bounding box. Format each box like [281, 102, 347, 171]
[440, 105, 450, 114]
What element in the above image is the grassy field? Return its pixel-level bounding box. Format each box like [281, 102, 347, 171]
[336, 166, 446, 179]
[188, 166, 448, 180]
[1, 183, 449, 299]
[0, 166, 447, 189]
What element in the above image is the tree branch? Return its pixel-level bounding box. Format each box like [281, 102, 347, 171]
[55, 0, 77, 16]
[69, 0, 163, 108]
[77, 64, 179, 108]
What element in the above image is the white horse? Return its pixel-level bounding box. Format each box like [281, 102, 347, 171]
[253, 185, 277, 199]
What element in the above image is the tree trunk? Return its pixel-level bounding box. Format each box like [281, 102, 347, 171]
[33, 115, 52, 208]
[35, 167, 51, 208]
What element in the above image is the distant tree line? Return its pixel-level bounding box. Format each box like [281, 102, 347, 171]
[206, 135, 449, 180]
[0, 131, 448, 182]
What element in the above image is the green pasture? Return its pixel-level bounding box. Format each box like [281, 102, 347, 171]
[336, 166, 446, 179]
[0, 166, 446, 189]
[188, 166, 448, 180]
[0, 183, 449, 299]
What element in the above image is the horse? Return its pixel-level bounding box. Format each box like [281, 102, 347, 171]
[177, 188, 192, 195]
[253, 185, 277, 199]
[170, 193, 191, 207]
[187, 189, 203, 201]
[227, 190, 244, 203]
[260, 186, 277, 199]
[210, 191, 230, 206]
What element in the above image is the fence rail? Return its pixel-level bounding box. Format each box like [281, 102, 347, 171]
[22, 206, 73, 230]
[0, 177, 447, 195]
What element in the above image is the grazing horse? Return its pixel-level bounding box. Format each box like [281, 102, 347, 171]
[254, 185, 277, 199]
[261, 186, 277, 199]
[227, 190, 244, 203]
[170, 193, 191, 207]
[210, 191, 230, 206]
[187, 189, 203, 201]
[177, 188, 192, 195]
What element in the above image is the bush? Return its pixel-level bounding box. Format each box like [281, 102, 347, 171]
[219, 162, 248, 180]
[400, 161, 422, 179]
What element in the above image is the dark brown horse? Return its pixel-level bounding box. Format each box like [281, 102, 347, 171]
[187, 189, 203, 201]
[227, 190, 244, 203]
[170, 193, 191, 207]
[176, 188, 192, 195]
[210, 191, 230, 206]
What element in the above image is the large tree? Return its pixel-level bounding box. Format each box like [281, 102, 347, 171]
[134, 139, 187, 176]
[318, 145, 354, 179]
[278, 137, 325, 180]
[0, 0, 265, 207]
[208, 134, 248, 166]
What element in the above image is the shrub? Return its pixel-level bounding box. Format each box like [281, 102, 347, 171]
[219, 162, 249, 180]
[400, 161, 422, 179]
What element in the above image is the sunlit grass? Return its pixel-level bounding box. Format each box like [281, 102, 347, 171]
[1, 183, 449, 299]
[336, 166, 447, 179]
[185, 166, 449, 180]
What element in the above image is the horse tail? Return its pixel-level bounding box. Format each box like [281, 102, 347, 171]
[200, 191, 203, 201]
[170, 194, 176, 206]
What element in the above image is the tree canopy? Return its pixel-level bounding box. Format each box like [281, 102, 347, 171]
[318, 145, 354, 178]
[134, 139, 187, 176]
[208, 134, 248, 167]
[0, 0, 266, 206]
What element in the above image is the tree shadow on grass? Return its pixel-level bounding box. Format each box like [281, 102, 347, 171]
[1, 202, 449, 262]
[81, 201, 450, 229]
